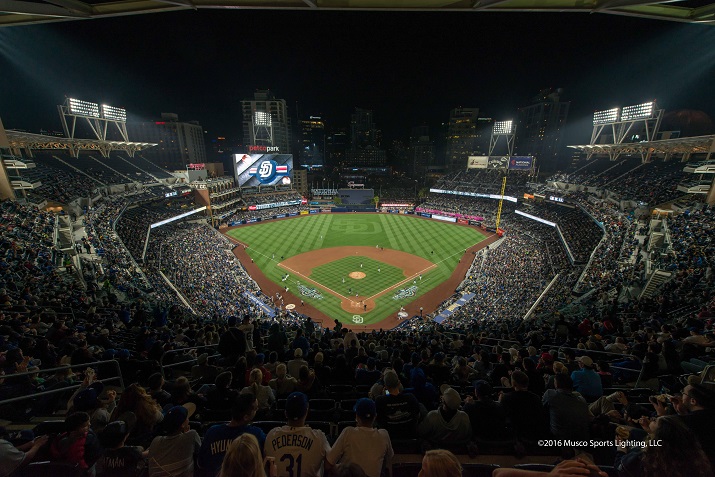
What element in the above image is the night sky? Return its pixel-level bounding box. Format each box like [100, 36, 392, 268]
[1, 10, 714, 145]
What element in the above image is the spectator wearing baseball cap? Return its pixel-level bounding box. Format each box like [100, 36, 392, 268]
[419, 386, 472, 447]
[463, 380, 511, 441]
[571, 355, 603, 402]
[96, 417, 145, 477]
[264, 392, 333, 477]
[147, 403, 200, 477]
[375, 369, 421, 439]
[328, 398, 394, 477]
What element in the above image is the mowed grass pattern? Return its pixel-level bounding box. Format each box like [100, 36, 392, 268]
[310, 256, 405, 299]
[226, 214, 486, 325]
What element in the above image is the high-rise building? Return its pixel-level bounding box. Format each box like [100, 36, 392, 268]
[446, 107, 480, 172]
[128, 113, 207, 170]
[299, 116, 325, 167]
[344, 108, 387, 167]
[350, 108, 380, 150]
[515, 88, 570, 172]
[241, 90, 291, 153]
[326, 128, 348, 167]
[409, 126, 434, 183]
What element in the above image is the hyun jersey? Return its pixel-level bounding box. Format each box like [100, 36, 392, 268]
[264, 425, 330, 477]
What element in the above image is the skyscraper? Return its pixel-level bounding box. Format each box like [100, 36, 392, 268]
[241, 90, 291, 153]
[344, 108, 387, 167]
[299, 116, 325, 167]
[128, 113, 206, 170]
[515, 88, 570, 172]
[446, 107, 480, 172]
[409, 126, 434, 183]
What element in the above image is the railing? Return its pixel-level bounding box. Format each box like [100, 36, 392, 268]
[159, 344, 219, 378]
[539, 344, 645, 388]
[0, 359, 125, 407]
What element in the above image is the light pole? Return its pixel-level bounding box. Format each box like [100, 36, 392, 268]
[414, 180, 418, 201]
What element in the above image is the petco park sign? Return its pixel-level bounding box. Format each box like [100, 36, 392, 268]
[248, 145, 281, 153]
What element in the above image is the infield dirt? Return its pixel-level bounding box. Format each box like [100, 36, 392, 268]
[229, 230, 499, 330]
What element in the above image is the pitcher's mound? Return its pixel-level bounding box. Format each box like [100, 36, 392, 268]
[349, 272, 366, 279]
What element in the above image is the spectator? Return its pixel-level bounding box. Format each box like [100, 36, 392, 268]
[240, 369, 275, 417]
[464, 380, 510, 440]
[205, 371, 239, 411]
[374, 370, 421, 439]
[264, 392, 332, 477]
[570, 356, 603, 402]
[671, 382, 715, 465]
[615, 415, 713, 477]
[419, 449, 462, 477]
[147, 404, 201, 477]
[328, 398, 394, 477]
[110, 384, 164, 447]
[0, 431, 49, 477]
[287, 348, 308, 379]
[542, 374, 592, 441]
[419, 386, 472, 447]
[198, 394, 265, 477]
[96, 418, 146, 477]
[218, 433, 276, 477]
[192, 353, 220, 384]
[268, 364, 297, 399]
[147, 373, 172, 409]
[499, 371, 548, 442]
[49, 411, 103, 474]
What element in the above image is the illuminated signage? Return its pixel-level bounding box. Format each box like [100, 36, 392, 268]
[549, 195, 564, 203]
[187, 163, 205, 170]
[248, 145, 280, 153]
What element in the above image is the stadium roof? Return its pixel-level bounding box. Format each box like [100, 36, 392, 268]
[568, 134, 715, 158]
[5, 130, 157, 157]
[1, 0, 715, 28]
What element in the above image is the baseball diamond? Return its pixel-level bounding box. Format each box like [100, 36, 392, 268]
[225, 213, 493, 328]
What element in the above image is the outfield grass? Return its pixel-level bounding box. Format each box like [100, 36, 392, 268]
[226, 214, 486, 324]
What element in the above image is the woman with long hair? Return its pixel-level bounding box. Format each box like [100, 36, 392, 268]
[219, 433, 276, 477]
[240, 368, 275, 418]
[419, 449, 462, 477]
[110, 383, 162, 446]
[616, 415, 714, 477]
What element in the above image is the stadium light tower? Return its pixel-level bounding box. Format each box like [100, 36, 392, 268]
[58, 97, 129, 142]
[252, 110, 274, 146]
[589, 101, 664, 160]
[489, 120, 515, 156]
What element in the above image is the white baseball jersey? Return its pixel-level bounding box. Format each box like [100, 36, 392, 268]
[264, 425, 331, 477]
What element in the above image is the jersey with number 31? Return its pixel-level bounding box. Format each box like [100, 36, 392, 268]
[264, 425, 331, 477]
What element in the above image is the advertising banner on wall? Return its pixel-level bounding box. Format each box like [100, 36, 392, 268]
[467, 156, 489, 169]
[488, 156, 509, 170]
[508, 156, 533, 170]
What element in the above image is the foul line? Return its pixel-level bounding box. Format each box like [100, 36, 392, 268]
[277, 263, 355, 302]
[229, 233, 486, 307]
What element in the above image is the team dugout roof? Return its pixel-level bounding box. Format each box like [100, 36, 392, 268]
[1, 0, 715, 27]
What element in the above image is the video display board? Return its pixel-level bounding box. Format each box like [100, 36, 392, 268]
[233, 154, 293, 187]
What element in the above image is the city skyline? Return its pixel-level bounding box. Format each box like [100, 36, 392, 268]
[1, 10, 714, 148]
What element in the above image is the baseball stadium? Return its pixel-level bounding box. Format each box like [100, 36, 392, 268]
[2, 3, 715, 477]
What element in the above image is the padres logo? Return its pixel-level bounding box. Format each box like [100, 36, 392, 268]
[249, 159, 289, 185]
[352, 315, 364, 324]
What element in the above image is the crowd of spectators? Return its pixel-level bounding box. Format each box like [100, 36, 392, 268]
[434, 170, 530, 196]
[3, 163, 715, 476]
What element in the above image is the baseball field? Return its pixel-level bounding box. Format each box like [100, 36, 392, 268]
[225, 213, 489, 327]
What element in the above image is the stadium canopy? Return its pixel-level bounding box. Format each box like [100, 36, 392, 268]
[1, 0, 715, 27]
[568, 135, 715, 162]
[5, 130, 157, 158]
